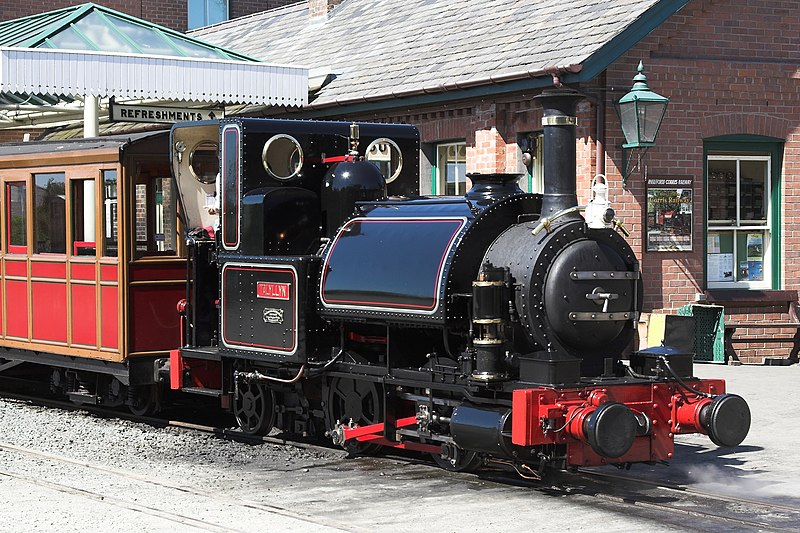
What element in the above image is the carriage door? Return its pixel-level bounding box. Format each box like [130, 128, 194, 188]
[127, 161, 184, 356]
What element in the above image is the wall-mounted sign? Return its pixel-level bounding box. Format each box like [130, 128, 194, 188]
[110, 102, 223, 124]
[645, 176, 693, 252]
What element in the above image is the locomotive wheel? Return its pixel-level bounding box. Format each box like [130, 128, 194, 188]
[234, 381, 275, 436]
[327, 377, 383, 455]
[431, 448, 483, 473]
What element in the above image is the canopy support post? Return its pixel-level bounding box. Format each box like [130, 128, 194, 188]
[83, 94, 99, 138]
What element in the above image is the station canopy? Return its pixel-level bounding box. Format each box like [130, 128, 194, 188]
[0, 3, 308, 131]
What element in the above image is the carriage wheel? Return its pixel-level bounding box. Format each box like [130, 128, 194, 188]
[128, 384, 159, 416]
[234, 381, 275, 436]
[327, 376, 383, 455]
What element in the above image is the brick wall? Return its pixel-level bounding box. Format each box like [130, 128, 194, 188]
[603, 0, 800, 363]
[0, 1, 297, 32]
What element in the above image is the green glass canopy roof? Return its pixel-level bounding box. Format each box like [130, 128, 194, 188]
[0, 2, 255, 61]
[0, 3, 307, 131]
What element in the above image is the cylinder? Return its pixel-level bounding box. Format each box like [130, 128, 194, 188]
[450, 405, 513, 457]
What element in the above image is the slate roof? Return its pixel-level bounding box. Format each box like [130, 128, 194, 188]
[192, 0, 688, 112]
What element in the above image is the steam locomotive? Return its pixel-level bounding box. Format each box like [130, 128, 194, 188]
[167, 89, 750, 473]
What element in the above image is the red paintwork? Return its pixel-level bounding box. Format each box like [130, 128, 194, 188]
[100, 265, 117, 282]
[170, 349, 183, 389]
[31, 262, 67, 279]
[0, 281, 3, 336]
[71, 284, 96, 346]
[129, 285, 181, 352]
[340, 415, 443, 454]
[101, 285, 118, 349]
[170, 350, 222, 390]
[129, 262, 183, 282]
[7, 245, 26, 255]
[5, 280, 27, 337]
[73, 241, 96, 256]
[5, 260, 27, 277]
[511, 379, 727, 467]
[256, 281, 290, 300]
[32, 282, 67, 343]
[71, 263, 95, 280]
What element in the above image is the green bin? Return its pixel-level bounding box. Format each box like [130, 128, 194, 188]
[677, 304, 725, 362]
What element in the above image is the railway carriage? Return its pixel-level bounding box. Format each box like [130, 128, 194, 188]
[0, 132, 186, 412]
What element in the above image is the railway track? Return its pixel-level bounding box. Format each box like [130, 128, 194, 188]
[2, 386, 798, 531]
[572, 468, 800, 532]
[0, 433, 362, 533]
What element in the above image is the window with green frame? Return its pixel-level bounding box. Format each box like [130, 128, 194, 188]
[433, 142, 467, 195]
[518, 132, 544, 193]
[704, 135, 783, 290]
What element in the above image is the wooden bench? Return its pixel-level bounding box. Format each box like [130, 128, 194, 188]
[702, 290, 800, 365]
[724, 322, 800, 365]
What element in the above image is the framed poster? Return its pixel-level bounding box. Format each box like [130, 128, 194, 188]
[646, 176, 693, 252]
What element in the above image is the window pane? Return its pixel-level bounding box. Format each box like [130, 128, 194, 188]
[7, 182, 27, 251]
[71, 179, 97, 256]
[103, 170, 118, 257]
[153, 177, 177, 253]
[437, 143, 466, 196]
[34, 172, 66, 254]
[107, 14, 176, 56]
[738, 230, 766, 282]
[740, 160, 768, 223]
[708, 160, 736, 222]
[207, 0, 229, 25]
[72, 12, 138, 54]
[188, 0, 229, 29]
[135, 183, 148, 252]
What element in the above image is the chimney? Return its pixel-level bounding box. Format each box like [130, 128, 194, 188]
[534, 89, 585, 219]
[309, 0, 344, 20]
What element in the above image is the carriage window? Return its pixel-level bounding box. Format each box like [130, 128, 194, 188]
[34, 172, 66, 254]
[103, 170, 118, 257]
[6, 182, 27, 254]
[71, 179, 97, 257]
[366, 138, 402, 183]
[135, 173, 177, 256]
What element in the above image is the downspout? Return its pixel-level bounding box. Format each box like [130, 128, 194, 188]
[596, 95, 605, 177]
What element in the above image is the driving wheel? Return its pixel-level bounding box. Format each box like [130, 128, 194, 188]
[326, 376, 383, 455]
[234, 381, 275, 436]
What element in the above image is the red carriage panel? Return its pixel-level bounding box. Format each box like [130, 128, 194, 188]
[71, 263, 96, 281]
[100, 285, 118, 350]
[32, 281, 67, 343]
[5, 279, 28, 338]
[31, 262, 67, 279]
[5, 260, 27, 277]
[71, 284, 97, 346]
[100, 264, 117, 282]
[129, 285, 182, 352]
